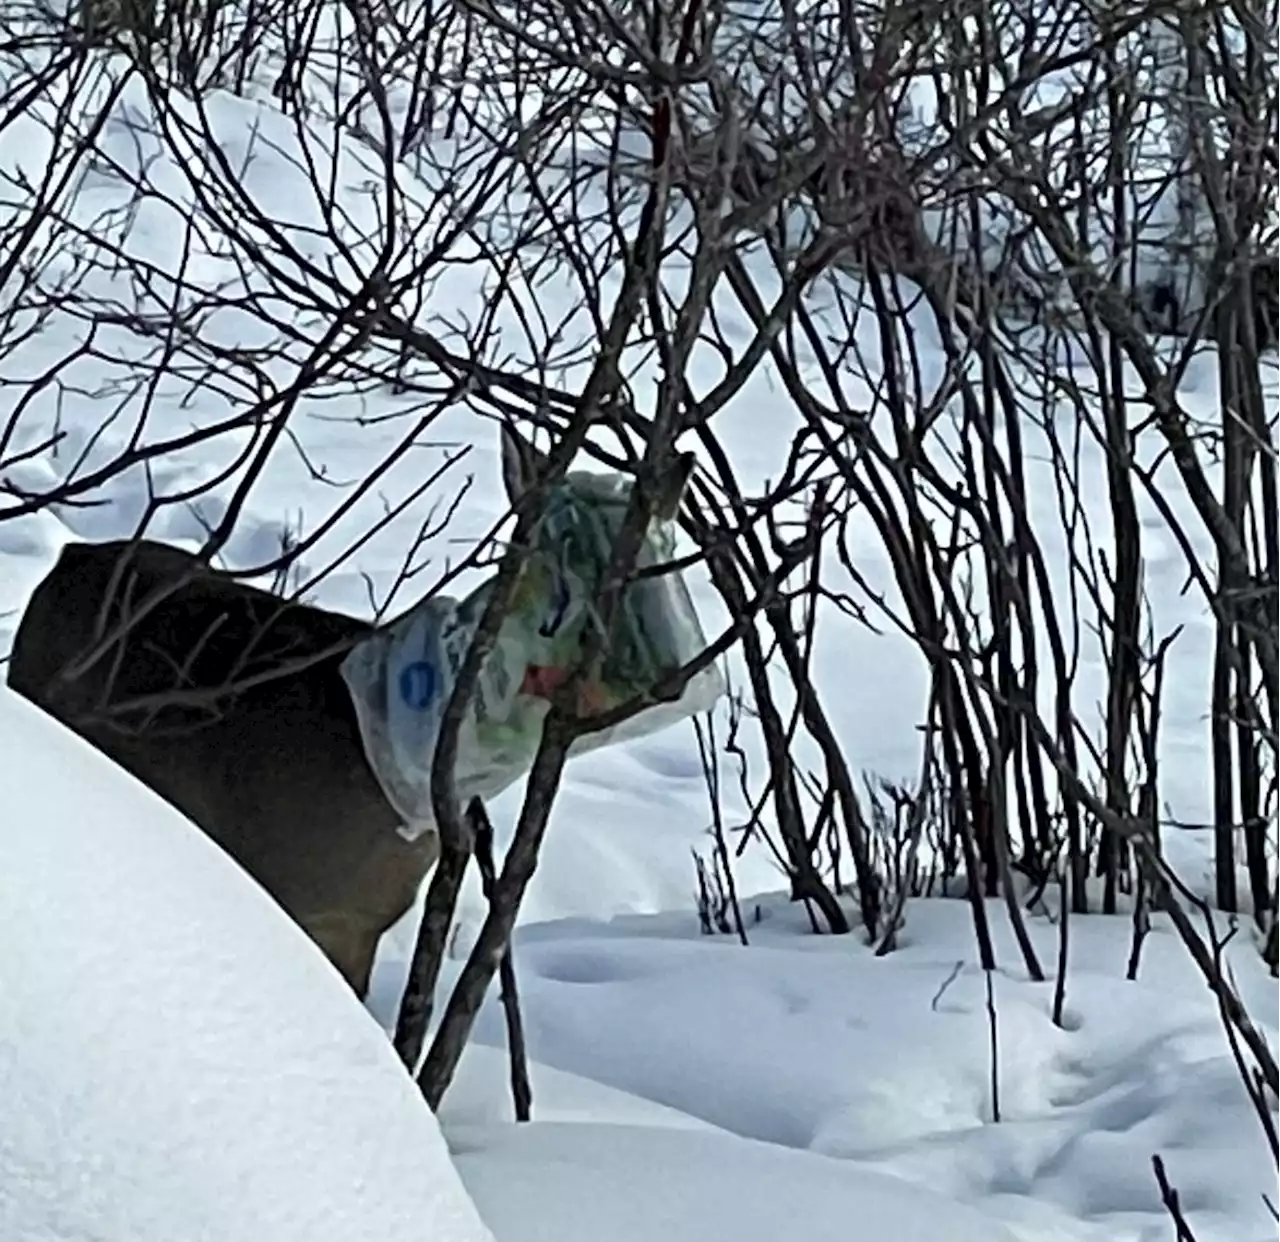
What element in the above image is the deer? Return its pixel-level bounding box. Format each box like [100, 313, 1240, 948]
[6, 425, 696, 998]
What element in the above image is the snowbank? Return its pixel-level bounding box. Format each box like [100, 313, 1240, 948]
[0, 687, 492, 1242]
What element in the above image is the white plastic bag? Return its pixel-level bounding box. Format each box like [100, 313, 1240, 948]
[340, 485, 725, 834]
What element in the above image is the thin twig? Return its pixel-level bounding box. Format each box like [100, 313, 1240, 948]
[468, 797, 533, 1124]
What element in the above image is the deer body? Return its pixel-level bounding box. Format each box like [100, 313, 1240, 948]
[7, 536, 439, 996]
[6, 427, 697, 998]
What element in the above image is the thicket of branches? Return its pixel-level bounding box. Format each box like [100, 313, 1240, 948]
[0, 0, 1275, 1146]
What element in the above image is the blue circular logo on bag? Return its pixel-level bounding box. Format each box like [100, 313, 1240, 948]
[398, 660, 437, 710]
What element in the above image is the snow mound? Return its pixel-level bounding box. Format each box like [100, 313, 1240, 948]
[0, 687, 492, 1242]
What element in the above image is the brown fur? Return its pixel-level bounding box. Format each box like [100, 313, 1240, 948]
[7, 537, 438, 997]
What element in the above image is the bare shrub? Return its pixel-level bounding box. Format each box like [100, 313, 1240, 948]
[0, 0, 1273, 1141]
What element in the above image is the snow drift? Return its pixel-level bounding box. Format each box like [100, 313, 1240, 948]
[0, 686, 492, 1242]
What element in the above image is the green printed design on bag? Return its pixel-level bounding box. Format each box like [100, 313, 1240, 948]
[514, 480, 688, 710]
[340, 461, 726, 830]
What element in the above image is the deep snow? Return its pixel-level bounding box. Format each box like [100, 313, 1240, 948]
[0, 688, 494, 1242]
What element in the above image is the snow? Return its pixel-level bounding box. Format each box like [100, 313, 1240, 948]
[423, 900, 1279, 1242]
[452, 1123, 1024, 1242]
[0, 23, 1277, 1242]
[0, 688, 495, 1242]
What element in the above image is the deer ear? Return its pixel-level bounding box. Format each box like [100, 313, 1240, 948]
[650, 452, 696, 523]
[501, 423, 549, 505]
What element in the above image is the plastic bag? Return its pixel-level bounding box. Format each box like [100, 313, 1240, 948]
[340, 481, 726, 834]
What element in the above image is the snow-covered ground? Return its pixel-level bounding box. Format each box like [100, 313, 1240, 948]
[0, 32, 1277, 1242]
